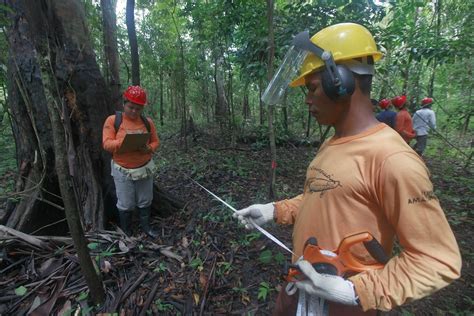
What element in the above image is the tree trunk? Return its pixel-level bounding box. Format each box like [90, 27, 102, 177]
[229, 70, 236, 147]
[242, 82, 250, 120]
[266, 0, 277, 199]
[101, 0, 121, 110]
[402, 7, 419, 94]
[214, 56, 228, 129]
[126, 0, 140, 85]
[171, 6, 187, 151]
[40, 54, 105, 303]
[428, 0, 442, 97]
[159, 65, 164, 126]
[5, 0, 116, 232]
[259, 78, 264, 125]
[282, 91, 288, 133]
[4, 0, 185, 236]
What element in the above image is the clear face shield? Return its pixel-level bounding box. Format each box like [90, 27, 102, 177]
[261, 30, 326, 105]
[260, 45, 308, 105]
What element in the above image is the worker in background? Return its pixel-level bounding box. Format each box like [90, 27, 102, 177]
[392, 95, 416, 143]
[235, 23, 461, 315]
[102, 86, 159, 238]
[375, 98, 396, 128]
[413, 97, 437, 156]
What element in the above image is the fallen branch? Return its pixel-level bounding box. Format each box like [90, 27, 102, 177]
[0, 225, 49, 249]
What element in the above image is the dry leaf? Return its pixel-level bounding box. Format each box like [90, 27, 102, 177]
[182, 236, 189, 248]
[171, 294, 183, 300]
[101, 260, 112, 273]
[57, 300, 71, 316]
[118, 240, 129, 253]
[193, 293, 200, 305]
[242, 294, 250, 304]
[199, 272, 208, 288]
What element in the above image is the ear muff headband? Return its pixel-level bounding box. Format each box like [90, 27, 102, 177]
[292, 31, 355, 100]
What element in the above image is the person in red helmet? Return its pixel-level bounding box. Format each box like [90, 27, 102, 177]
[412, 97, 437, 156]
[392, 95, 416, 143]
[375, 99, 396, 128]
[102, 86, 160, 238]
[234, 23, 460, 315]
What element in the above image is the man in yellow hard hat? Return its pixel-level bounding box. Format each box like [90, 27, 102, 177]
[236, 23, 460, 315]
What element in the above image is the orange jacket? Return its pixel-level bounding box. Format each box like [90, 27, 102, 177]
[395, 109, 416, 143]
[102, 114, 160, 168]
[273, 124, 461, 313]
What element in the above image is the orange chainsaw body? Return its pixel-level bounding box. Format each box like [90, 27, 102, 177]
[286, 232, 388, 281]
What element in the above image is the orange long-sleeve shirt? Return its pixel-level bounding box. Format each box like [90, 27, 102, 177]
[102, 114, 160, 168]
[395, 109, 416, 143]
[273, 124, 461, 312]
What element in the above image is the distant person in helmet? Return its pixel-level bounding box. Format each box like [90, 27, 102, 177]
[102, 86, 159, 238]
[392, 95, 416, 143]
[375, 98, 396, 128]
[413, 97, 437, 156]
[234, 23, 460, 315]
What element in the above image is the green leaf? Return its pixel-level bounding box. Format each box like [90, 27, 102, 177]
[15, 286, 27, 296]
[77, 291, 89, 301]
[274, 252, 286, 265]
[87, 242, 99, 250]
[190, 257, 203, 269]
[257, 281, 270, 301]
[259, 249, 273, 264]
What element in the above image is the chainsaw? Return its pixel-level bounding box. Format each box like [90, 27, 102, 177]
[286, 231, 389, 281]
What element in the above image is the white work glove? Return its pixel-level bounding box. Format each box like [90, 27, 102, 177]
[294, 259, 358, 306]
[233, 203, 275, 229]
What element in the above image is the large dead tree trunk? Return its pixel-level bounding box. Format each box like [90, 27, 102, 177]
[4, 0, 116, 232]
[4, 0, 184, 234]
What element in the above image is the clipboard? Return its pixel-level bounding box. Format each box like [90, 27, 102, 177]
[117, 133, 150, 154]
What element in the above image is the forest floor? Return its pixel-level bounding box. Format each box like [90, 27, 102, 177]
[0, 127, 472, 315]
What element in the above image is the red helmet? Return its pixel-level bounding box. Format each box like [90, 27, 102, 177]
[421, 97, 433, 106]
[391, 95, 407, 109]
[123, 86, 147, 106]
[378, 99, 391, 109]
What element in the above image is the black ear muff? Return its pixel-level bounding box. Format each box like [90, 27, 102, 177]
[321, 65, 355, 100]
[292, 31, 356, 100]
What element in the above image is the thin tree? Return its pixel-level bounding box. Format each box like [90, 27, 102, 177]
[266, 0, 277, 199]
[126, 0, 140, 85]
[428, 0, 441, 96]
[101, 0, 121, 109]
[41, 55, 105, 304]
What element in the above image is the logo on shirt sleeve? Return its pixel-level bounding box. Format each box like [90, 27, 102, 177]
[305, 167, 342, 197]
[408, 191, 438, 204]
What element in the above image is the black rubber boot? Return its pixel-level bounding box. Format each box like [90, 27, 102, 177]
[118, 210, 133, 236]
[138, 206, 158, 238]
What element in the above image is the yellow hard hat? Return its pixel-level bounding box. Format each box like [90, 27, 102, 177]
[289, 23, 382, 87]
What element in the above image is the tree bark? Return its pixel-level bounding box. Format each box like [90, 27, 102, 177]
[242, 82, 250, 120]
[159, 65, 164, 126]
[126, 0, 140, 85]
[5, 0, 115, 232]
[428, 0, 442, 97]
[101, 0, 121, 110]
[4, 0, 184, 236]
[214, 56, 228, 129]
[40, 53, 105, 303]
[266, 0, 277, 199]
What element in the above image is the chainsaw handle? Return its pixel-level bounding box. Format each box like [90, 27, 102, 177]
[364, 237, 389, 264]
[338, 232, 388, 273]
